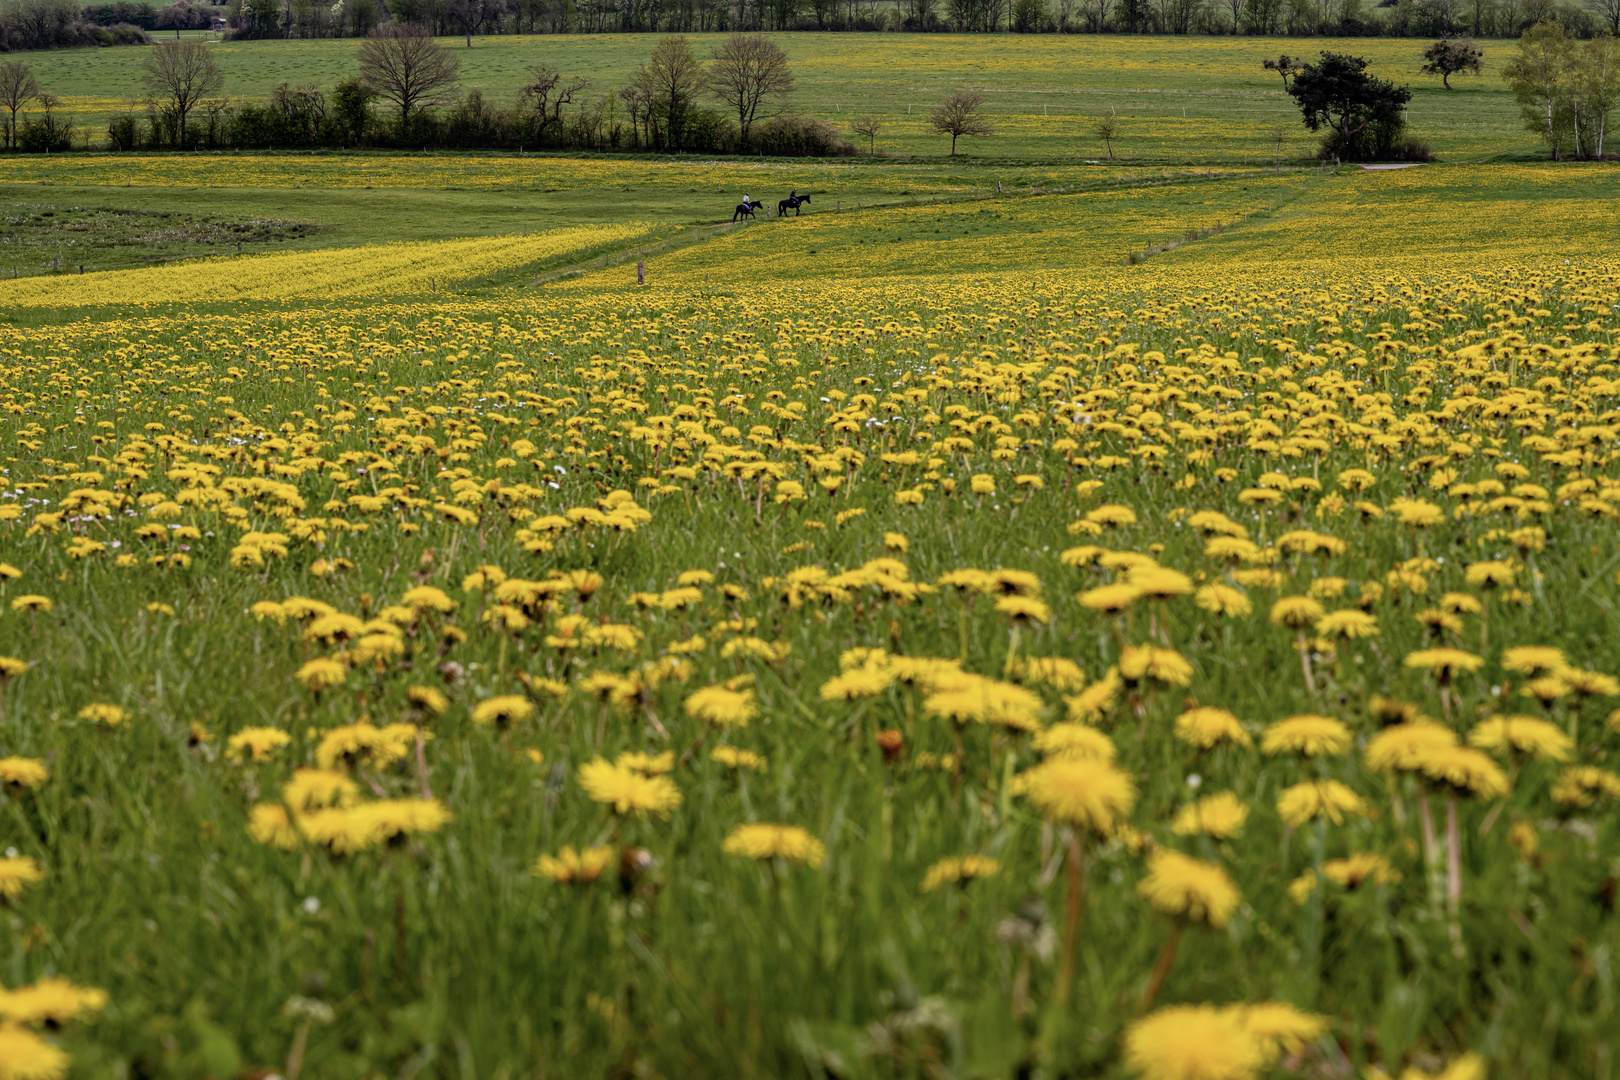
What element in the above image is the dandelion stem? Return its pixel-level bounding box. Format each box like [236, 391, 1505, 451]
[415, 728, 433, 800]
[1056, 829, 1085, 1005]
[1140, 920, 1183, 1013]
[1296, 630, 1315, 693]
[1447, 794, 1466, 957]
[284, 1020, 312, 1080]
[1446, 794, 1462, 917]
[393, 857, 409, 987]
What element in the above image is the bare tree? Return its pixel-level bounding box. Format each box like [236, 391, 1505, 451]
[1262, 54, 1305, 90]
[1092, 113, 1120, 158]
[928, 90, 994, 155]
[849, 115, 882, 154]
[520, 65, 590, 143]
[1422, 37, 1484, 89]
[357, 24, 461, 129]
[1593, 0, 1620, 34]
[643, 35, 706, 151]
[142, 41, 223, 146]
[0, 61, 39, 152]
[619, 69, 656, 148]
[708, 33, 794, 144]
[445, 0, 505, 46]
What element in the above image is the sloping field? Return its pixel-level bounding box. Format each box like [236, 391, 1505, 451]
[0, 222, 655, 306]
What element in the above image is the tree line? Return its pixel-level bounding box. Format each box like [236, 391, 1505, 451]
[0, 0, 154, 51]
[75, 31, 854, 154]
[98, 0, 1620, 42]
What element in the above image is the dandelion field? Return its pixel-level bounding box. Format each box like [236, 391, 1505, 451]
[17, 33, 1544, 163]
[2, 144, 1620, 1080]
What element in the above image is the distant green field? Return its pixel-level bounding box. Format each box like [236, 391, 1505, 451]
[17, 33, 1541, 162]
[0, 155, 1293, 274]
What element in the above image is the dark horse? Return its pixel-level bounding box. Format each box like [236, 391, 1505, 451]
[732, 202, 758, 223]
[778, 193, 810, 217]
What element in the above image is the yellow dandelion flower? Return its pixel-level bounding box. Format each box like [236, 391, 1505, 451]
[1365, 721, 1457, 773]
[1403, 648, 1484, 680]
[1413, 745, 1512, 799]
[1323, 852, 1401, 890]
[1171, 791, 1249, 839]
[408, 685, 450, 716]
[1174, 707, 1252, 750]
[0, 977, 108, 1026]
[297, 806, 383, 855]
[0, 1024, 71, 1080]
[1032, 722, 1117, 762]
[1501, 645, 1567, 677]
[281, 768, 359, 813]
[1269, 595, 1325, 629]
[1077, 582, 1144, 614]
[1066, 668, 1123, 722]
[1119, 644, 1193, 688]
[1194, 583, 1252, 618]
[1551, 766, 1620, 810]
[685, 684, 758, 727]
[1315, 609, 1379, 640]
[995, 595, 1051, 624]
[0, 758, 49, 792]
[471, 695, 535, 728]
[226, 727, 293, 763]
[1230, 1001, 1328, 1063]
[820, 666, 895, 701]
[77, 703, 125, 726]
[1013, 757, 1137, 832]
[248, 804, 303, 850]
[351, 798, 452, 843]
[533, 845, 615, 884]
[1468, 715, 1572, 761]
[722, 823, 826, 867]
[1087, 503, 1138, 527]
[1124, 1004, 1264, 1080]
[710, 746, 767, 771]
[400, 585, 457, 613]
[1137, 848, 1241, 927]
[577, 757, 681, 816]
[294, 658, 347, 692]
[920, 855, 1000, 892]
[1277, 780, 1367, 826]
[1261, 715, 1352, 757]
[0, 856, 45, 901]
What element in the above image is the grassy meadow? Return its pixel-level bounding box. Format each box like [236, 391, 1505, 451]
[3, 32, 1620, 1080]
[17, 33, 1544, 161]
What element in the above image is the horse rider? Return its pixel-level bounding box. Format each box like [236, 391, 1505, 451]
[742, 193, 752, 214]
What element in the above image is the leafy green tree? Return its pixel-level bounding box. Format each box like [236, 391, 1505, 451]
[1422, 37, 1484, 89]
[1287, 51, 1412, 161]
[1503, 23, 1620, 159]
[329, 76, 375, 144]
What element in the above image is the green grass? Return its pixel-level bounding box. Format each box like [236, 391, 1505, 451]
[0, 158, 1306, 276]
[14, 32, 1545, 162]
[2, 233, 1619, 1077]
[0, 45, 1616, 1078]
